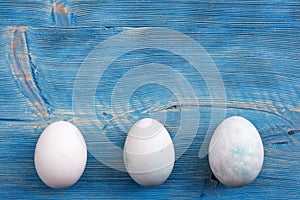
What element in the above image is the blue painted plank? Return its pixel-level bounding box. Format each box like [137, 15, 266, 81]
[0, 0, 74, 27]
[0, 0, 299, 199]
[0, 0, 51, 27]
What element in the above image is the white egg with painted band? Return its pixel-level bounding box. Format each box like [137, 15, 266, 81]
[34, 121, 87, 189]
[123, 118, 175, 186]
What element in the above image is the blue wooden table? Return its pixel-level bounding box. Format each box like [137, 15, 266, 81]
[0, 0, 299, 199]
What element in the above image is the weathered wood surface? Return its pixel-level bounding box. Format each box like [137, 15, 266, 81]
[0, 0, 299, 199]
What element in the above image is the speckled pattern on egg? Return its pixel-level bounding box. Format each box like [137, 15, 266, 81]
[208, 116, 264, 188]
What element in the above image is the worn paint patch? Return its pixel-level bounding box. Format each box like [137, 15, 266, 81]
[6, 26, 50, 117]
[51, 0, 72, 26]
[287, 105, 300, 113]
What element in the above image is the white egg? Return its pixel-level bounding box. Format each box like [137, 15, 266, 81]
[34, 121, 87, 189]
[209, 116, 264, 188]
[123, 118, 175, 186]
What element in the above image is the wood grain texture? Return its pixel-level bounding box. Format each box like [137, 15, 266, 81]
[0, 0, 299, 199]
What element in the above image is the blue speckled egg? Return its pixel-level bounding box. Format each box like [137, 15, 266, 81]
[208, 116, 264, 188]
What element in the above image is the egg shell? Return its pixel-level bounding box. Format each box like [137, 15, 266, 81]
[209, 116, 264, 188]
[34, 121, 87, 189]
[123, 118, 175, 186]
